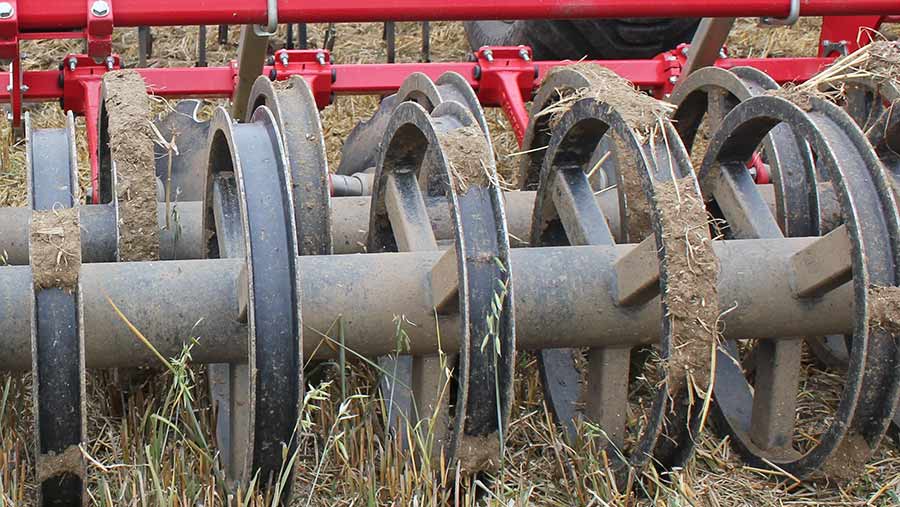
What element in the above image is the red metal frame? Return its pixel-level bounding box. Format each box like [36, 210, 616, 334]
[818, 15, 884, 55]
[0, 50, 841, 198]
[13, 0, 900, 29]
[1, 55, 838, 104]
[0, 2, 895, 200]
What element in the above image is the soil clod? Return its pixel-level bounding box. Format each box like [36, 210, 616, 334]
[30, 208, 81, 291]
[454, 432, 501, 473]
[438, 124, 492, 194]
[36, 445, 83, 482]
[537, 63, 674, 139]
[868, 285, 900, 335]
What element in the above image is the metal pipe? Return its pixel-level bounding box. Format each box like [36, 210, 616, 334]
[0, 190, 617, 261]
[0, 201, 204, 264]
[327, 189, 623, 252]
[330, 173, 373, 197]
[0, 238, 852, 370]
[0, 183, 786, 260]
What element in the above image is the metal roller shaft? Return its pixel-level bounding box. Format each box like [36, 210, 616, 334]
[0, 191, 618, 262]
[1, 184, 788, 262]
[0, 202, 205, 264]
[0, 237, 851, 369]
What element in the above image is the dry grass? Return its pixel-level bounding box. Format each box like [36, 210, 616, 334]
[2, 17, 900, 507]
[726, 17, 825, 58]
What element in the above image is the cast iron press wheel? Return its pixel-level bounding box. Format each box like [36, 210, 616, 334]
[97, 70, 161, 262]
[463, 18, 699, 60]
[519, 65, 624, 194]
[202, 105, 303, 499]
[668, 66, 854, 368]
[345, 73, 501, 439]
[336, 71, 493, 175]
[27, 112, 87, 506]
[703, 94, 900, 477]
[528, 95, 714, 483]
[833, 74, 900, 178]
[367, 100, 515, 472]
[520, 64, 715, 473]
[245, 75, 332, 256]
[153, 99, 210, 202]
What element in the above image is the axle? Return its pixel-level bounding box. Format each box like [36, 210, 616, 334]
[0, 237, 851, 369]
[0, 185, 797, 262]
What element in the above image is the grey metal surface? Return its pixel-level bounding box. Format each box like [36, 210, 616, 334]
[680, 18, 735, 78]
[0, 238, 854, 371]
[0, 201, 202, 264]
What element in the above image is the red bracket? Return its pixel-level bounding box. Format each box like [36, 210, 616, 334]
[269, 49, 334, 109]
[0, 0, 20, 134]
[60, 53, 120, 203]
[86, 0, 113, 59]
[818, 16, 883, 57]
[473, 46, 536, 145]
[0, 0, 18, 60]
[659, 44, 688, 97]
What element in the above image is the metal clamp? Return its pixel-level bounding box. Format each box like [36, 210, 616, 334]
[253, 0, 278, 36]
[760, 0, 799, 26]
[86, 0, 113, 58]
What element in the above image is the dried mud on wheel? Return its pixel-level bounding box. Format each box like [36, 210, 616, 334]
[654, 178, 720, 394]
[30, 209, 81, 291]
[103, 71, 160, 262]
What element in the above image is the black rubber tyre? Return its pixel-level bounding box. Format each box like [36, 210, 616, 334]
[463, 18, 700, 60]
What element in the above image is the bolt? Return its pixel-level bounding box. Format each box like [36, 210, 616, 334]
[0, 3, 14, 19]
[664, 54, 677, 62]
[279, 52, 289, 66]
[668, 76, 678, 84]
[91, 0, 110, 17]
[316, 51, 326, 66]
[67, 56, 77, 72]
[681, 46, 689, 57]
[719, 48, 727, 59]
[105, 56, 115, 70]
[483, 49, 494, 62]
[518, 48, 530, 61]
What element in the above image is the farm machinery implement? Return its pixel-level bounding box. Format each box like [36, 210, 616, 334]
[0, 0, 899, 504]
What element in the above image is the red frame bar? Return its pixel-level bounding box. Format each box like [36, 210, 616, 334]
[16, 0, 900, 31]
[0, 57, 836, 104]
[0, 57, 835, 104]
